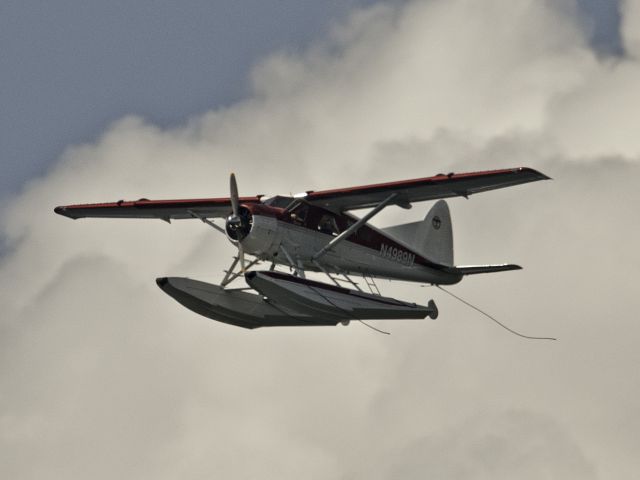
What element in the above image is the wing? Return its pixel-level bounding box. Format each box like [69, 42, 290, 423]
[301, 167, 549, 212]
[54, 196, 262, 221]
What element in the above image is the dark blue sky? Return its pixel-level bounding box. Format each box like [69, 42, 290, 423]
[0, 0, 621, 199]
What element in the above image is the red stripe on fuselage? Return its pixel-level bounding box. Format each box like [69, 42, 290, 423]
[245, 201, 447, 271]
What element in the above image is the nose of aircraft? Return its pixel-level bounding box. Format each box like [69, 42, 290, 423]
[156, 277, 169, 289]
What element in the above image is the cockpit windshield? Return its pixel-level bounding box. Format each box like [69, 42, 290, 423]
[288, 203, 355, 237]
[262, 195, 294, 208]
[290, 203, 309, 226]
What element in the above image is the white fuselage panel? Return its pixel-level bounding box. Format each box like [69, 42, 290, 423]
[237, 215, 459, 285]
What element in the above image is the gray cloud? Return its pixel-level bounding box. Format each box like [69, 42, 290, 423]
[382, 410, 596, 479]
[2, 0, 639, 478]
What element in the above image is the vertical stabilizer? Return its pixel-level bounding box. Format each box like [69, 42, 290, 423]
[383, 200, 454, 266]
[419, 200, 453, 266]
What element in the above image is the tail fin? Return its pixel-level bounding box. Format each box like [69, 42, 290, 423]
[382, 200, 454, 266]
[383, 201, 522, 275]
[420, 200, 454, 266]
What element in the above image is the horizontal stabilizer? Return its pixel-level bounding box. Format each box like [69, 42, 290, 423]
[455, 264, 522, 275]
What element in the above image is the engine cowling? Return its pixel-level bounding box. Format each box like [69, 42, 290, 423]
[225, 204, 281, 257]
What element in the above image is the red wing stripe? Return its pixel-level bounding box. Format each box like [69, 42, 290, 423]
[306, 167, 548, 198]
[54, 196, 262, 220]
[60, 196, 261, 210]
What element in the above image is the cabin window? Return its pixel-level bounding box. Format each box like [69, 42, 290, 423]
[318, 214, 340, 236]
[290, 204, 308, 225]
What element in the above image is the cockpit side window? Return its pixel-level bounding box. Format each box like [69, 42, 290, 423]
[290, 204, 309, 226]
[318, 214, 340, 236]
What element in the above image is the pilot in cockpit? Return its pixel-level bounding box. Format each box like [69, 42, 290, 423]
[318, 214, 339, 236]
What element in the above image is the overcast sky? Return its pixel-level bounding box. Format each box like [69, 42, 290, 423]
[2, 1, 639, 478]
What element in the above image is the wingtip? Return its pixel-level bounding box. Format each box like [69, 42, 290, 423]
[500, 263, 523, 271]
[54, 205, 77, 219]
[54, 205, 67, 216]
[519, 167, 552, 181]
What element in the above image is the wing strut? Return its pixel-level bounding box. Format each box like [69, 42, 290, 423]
[313, 193, 398, 261]
[188, 210, 226, 235]
[280, 245, 306, 278]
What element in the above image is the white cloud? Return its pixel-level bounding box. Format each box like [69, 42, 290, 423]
[2, 0, 639, 478]
[622, 0, 640, 57]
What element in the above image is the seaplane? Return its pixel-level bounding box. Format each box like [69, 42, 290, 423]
[55, 167, 549, 331]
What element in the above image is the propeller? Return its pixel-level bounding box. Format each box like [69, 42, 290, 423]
[227, 173, 248, 271]
[230, 173, 240, 218]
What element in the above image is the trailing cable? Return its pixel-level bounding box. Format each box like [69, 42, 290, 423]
[357, 319, 391, 335]
[307, 284, 391, 335]
[435, 285, 557, 341]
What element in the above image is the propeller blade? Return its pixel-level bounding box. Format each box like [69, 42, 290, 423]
[230, 173, 239, 217]
[230, 172, 247, 272]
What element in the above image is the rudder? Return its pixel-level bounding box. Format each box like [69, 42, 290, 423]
[419, 200, 453, 266]
[382, 200, 454, 266]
